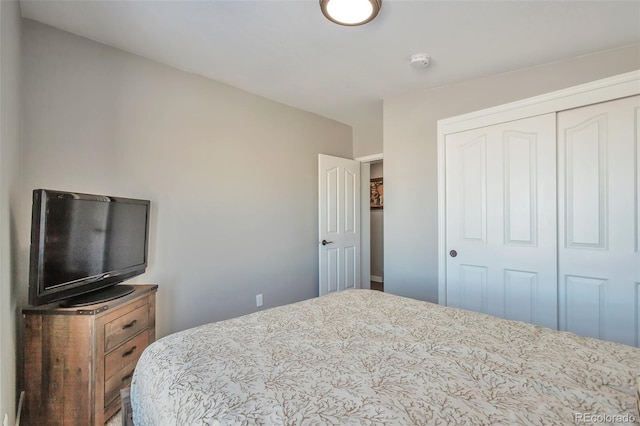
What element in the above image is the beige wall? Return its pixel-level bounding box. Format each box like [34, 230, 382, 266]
[353, 101, 383, 158]
[0, 1, 22, 422]
[383, 44, 640, 302]
[21, 20, 352, 337]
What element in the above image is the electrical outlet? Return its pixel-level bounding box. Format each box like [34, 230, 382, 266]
[256, 294, 263, 307]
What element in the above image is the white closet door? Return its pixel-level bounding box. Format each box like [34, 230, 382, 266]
[445, 113, 558, 329]
[557, 95, 640, 346]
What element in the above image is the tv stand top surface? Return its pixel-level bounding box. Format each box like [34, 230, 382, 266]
[23, 284, 158, 315]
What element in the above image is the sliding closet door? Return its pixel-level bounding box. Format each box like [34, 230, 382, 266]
[445, 114, 558, 329]
[557, 95, 640, 347]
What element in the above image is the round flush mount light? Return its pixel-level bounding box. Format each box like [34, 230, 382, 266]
[320, 0, 382, 26]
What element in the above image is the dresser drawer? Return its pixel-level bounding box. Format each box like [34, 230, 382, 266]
[104, 359, 136, 407]
[104, 331, 148, 380]
[104, 304, 149, 352]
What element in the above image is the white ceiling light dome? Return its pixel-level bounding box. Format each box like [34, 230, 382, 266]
[320, 0, 382, 26]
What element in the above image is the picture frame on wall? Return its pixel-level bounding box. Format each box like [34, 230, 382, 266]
[370, 178, 383, 209]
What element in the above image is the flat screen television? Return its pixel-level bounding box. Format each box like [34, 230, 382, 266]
[28, 189, 150, 307]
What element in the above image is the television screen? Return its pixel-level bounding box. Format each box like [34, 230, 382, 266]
[29, 190, 150, 306]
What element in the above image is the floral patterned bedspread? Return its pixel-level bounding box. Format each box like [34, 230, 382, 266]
[131, 289, 639, 425]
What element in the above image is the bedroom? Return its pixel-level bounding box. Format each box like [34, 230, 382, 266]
[1, 0, 639, 424]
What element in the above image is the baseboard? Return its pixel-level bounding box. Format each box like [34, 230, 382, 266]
[371, 275, 383, 283]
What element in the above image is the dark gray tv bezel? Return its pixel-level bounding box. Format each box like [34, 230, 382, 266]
[28, 189, 150, 307]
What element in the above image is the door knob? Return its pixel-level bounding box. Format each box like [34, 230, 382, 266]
[449, 250, 457, 257]
[322, 240, 334, 246]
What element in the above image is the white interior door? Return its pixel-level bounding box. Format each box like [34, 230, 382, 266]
[319, 154, 361, 296]
[557, 95, 640, 346]
[445, 113, 558, 329]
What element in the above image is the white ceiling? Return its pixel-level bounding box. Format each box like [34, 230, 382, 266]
[19, 0, 640, 130]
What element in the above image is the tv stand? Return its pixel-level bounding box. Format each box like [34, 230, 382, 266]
[60, 284, 135, 307]
[23, 284, 157, 425]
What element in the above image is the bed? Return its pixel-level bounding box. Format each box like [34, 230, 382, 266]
[131, 290, 639, 424]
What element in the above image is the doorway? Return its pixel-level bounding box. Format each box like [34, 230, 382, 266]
[369, 160, 383, 291]
[356, 153, 384, 292]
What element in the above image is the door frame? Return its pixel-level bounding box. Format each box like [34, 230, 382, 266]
[355, 153, 383, 290]
[436, 70, 640, 306]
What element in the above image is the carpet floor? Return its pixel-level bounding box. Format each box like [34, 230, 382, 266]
[105, 410, 121, 426]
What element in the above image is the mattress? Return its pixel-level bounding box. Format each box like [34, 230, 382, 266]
[131, 289, 639, 425]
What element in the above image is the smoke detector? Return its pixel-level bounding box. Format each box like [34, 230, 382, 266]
[410, 53, 431, 69]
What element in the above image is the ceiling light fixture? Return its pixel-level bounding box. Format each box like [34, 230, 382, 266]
[320, 0, 382, 26]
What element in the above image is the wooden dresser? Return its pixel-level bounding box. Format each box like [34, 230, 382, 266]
[22, 284, 158, 425]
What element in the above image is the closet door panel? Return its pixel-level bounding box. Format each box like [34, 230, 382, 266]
[558, 95, 640, 346]
[504, 131, 537, 245]
[564, 114, 607, 248]
[445, 113, 557, 329]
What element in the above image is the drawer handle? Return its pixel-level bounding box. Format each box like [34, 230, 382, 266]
[122, 319, 137, 330]
[122, 346, 137, 358]
[122, 373, 133, 382]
